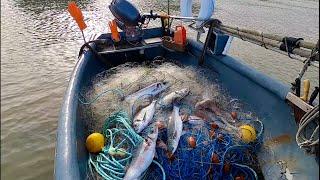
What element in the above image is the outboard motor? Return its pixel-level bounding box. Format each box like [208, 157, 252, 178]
[109, 0, 145, 42]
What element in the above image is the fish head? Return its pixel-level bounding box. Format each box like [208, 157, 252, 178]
[179, 88, 190, 97]
[153, 81, 169, 93]
[133, 121, 143, 133]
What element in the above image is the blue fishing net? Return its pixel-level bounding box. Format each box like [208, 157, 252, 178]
[87, 109, 262, 180]
[143, 123, 261, 180]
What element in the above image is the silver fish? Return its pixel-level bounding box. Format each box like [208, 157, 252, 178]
[187, 115, 205, 125]
[125, 82, 169, 102]
[167, 106, 183, 155]
[133, 100, 157, 133]
[160, 88, 190, 107]
[123, 126, 158, 180]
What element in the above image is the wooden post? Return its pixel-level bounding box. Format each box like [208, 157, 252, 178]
[218, 26, 314, 59]
[220, 24, 317, 50]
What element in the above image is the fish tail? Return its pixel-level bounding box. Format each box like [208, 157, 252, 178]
[166, 151, 176, 162]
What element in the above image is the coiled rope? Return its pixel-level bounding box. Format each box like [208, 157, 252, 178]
[88, 111, 166, 180]
[296, 105, 319, 154]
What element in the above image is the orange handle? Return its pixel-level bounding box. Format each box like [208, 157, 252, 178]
[68, 1, 87, 31]
[108, 20, 120, 42]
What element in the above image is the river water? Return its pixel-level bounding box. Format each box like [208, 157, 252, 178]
[1, 0, 318, 179]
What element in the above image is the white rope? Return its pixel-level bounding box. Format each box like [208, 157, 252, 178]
[296, 105, 319, 154]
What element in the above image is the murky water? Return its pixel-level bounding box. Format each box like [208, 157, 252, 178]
[1, 0, 318, 179]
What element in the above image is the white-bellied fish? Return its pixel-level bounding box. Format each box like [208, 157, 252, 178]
[160, 88, 190, 108]
[123, 126, 158, 180]
[125, 81, 169, 102]
[133, 100, 157, 133]
[167, 106, 183, 156]
[186, 115, 205, 126]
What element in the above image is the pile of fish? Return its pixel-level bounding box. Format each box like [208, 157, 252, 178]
[121, 82, 186, 179]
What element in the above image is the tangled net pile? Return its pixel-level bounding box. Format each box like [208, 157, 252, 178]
[143, 119, 263, 180]
[80, 59, 230, 132]
[81, 59, 264, 180]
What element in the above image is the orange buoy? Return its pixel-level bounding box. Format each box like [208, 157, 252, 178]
[188, 136, 196, 148]
[211, 153, 220, 163]
[223, 163, 231, 174]
[231, 111, 237, 120]
[211, 122, 219, 129]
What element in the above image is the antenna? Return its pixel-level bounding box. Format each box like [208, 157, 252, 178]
[167, 0, 170, 15]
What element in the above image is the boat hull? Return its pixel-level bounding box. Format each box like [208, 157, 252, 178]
[55, 28, 318, 179]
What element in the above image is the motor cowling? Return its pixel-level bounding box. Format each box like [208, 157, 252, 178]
[109, 0, 142, 27]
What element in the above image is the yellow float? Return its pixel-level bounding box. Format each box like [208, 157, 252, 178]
[86, 133, 105, 153]
[239, 125, 257, 143]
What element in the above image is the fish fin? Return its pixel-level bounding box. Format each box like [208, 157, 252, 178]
[181, 114, 190, 122]
[141, 111, 147, 122]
